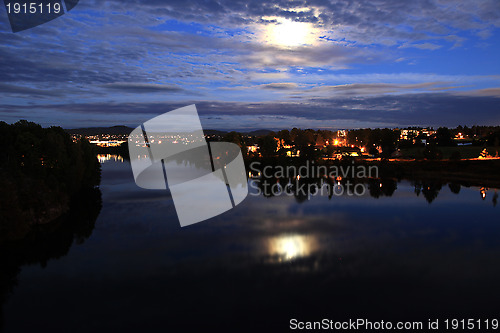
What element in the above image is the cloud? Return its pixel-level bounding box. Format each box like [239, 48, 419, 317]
[1, 0, 499, 130]
[259, 82, 299, 90]
[250, 72, 290, 80]
[97, 0, 500, 48]
[1, 92, 499, 129]
[458, 87, 500, 97]
[304, 82, 461, 97]
[102, 82, 184, 93]
[477, 29, 493, 39]
[400, 43, 442, 50]
[238, 43, 383, 68]
[0, 83, 63, 97]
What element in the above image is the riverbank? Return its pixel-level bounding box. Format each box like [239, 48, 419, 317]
[369, 158, 500, 189]
[246, 156, 500, 189]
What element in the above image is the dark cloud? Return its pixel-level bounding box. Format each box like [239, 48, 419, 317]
[0, 83, 63, 97]
[259, 83, 298, 90]
[306, 82, 459, 96]
[461, 87, 500, 97]
[101, 82, 184, 93]
[1, 93, 498, 129]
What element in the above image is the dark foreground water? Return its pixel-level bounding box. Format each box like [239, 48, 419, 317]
[2, 156, 500, 332]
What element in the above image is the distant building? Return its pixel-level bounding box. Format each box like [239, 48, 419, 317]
[400, 129, 419, 140]
[286, 149, 300, 157]
[337, 130, 347, 137]
[420, 128, 436, 137]
[90, 140, 126, 147]
[329, 147, 361, 160]
[247, 144, 259, 153]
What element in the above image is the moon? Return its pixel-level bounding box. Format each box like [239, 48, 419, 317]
[266, 19, 316, 47]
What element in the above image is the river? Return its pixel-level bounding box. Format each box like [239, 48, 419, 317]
[2, 155, 499, 332]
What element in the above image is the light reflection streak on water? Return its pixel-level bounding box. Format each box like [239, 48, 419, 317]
[97, 154, 124, 163]
[267, 234, 317, 262]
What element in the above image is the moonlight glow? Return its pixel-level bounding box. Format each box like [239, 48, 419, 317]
[265, 18, 317, 47]
[268, 234, 316, 261]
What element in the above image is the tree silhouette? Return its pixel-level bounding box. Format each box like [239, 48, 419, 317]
[258, 134, 278, 158]
[448, 183, 461, 194]
[421, 182, 442, 203]
[0, 121, 101, 241]
[436, 127, 454, 146]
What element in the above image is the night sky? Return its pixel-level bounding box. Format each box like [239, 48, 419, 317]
[1, 0, 500, 130]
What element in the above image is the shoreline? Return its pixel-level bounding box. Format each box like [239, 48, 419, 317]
[246, 157, 500, 189]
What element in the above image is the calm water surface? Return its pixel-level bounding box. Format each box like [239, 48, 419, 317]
[2, 157, 500, 332]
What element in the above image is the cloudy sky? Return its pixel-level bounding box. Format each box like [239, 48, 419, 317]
[1, 0, 500, 130]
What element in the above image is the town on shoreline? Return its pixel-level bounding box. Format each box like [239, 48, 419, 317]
[70, 124, 500, 162]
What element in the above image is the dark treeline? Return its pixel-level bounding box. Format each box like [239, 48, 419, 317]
[100, 125, 500, 161]
[220, 125, 500, 159]
[221, 128, 340, 159]
[0, 120, 101, 242]
[253, 176, 498, 206]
